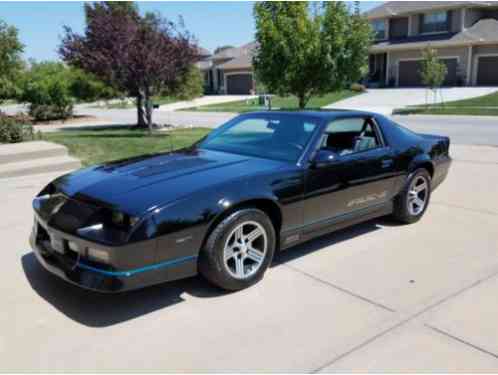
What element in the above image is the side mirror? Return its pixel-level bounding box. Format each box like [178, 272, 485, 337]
[312, 149, 339, 169]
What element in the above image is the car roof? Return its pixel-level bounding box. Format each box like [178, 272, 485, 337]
[243, 110, 380, 122]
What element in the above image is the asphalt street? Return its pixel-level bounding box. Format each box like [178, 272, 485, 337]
[81, 107, 498, 147]
[3, 103, 498, 146]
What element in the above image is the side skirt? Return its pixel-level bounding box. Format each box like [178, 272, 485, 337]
[279, 201, 393, 251]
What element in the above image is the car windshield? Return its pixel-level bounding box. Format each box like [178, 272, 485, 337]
[199, 114, 319, 162]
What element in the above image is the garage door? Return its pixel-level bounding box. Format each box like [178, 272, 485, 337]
[477, 56, 498, 86]
[226, 74, 253, 94]
[398, 59, 458, 87]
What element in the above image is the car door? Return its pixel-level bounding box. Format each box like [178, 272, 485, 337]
[303, 116, 396, 227]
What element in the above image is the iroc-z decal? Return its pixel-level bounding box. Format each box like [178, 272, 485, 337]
[347, 191, 387, 207]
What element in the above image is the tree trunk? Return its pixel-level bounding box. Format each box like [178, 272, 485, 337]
[136, 93, 147, 128]
[298, 94, 308, 109]
[144, 87, 153, 135]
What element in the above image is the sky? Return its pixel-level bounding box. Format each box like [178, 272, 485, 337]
[0, 1, 382, 61]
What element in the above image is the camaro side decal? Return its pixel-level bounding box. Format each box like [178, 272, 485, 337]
[347, 191, 388, 208]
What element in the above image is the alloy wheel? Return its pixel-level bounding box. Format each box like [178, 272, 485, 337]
[407, 175, 429, 216]
[223, 221, 268, 279]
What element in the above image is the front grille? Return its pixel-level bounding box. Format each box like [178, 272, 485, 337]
[36, 222, 79, 271]
[35, 219, 114, 274]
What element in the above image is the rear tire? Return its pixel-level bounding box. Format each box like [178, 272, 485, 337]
[199, 208, 276, 291]
[392, 168, 431, 224]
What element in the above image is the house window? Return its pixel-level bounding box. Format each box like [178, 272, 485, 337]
[421, 11, 448, 33]
[371, 20, 386, 40]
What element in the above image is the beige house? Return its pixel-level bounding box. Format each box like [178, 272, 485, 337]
[200, 42, 257, 95]
[366, 1, 498, 87]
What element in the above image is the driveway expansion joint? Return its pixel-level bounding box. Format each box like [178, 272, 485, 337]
[310, 264, 498, 373]
[432, 201, 498, 216]
[281, 263, 396, 313]
[425, 324, 498, 360]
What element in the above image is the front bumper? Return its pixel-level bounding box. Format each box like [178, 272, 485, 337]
[30, 214, 197, 293]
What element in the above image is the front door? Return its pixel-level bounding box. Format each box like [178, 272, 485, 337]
[304, 116, 396, 227]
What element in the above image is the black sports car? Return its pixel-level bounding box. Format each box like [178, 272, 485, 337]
[31, 111, 451, 292]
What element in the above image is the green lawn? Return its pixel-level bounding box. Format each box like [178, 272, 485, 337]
[42, 127, 211, 166]
[181, 90, 359, 113]
[1, 99, 17, 105]
[393, 90, 498, 116]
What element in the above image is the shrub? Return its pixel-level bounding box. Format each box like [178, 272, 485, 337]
[0, 112, 33, 143]
[350, 83, 367, 93]
[176, 66, 204, 100]
[18, 61, 74, 121]
[69, 68, 120, 102]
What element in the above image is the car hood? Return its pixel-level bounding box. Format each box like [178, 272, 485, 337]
[50, 148, 287, 216]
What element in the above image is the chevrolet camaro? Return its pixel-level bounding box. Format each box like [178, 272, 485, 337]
[30, 110, 451, 292]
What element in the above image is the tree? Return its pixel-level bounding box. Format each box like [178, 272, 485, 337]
[214, 45, 234, 55]
[0, 19, 24, 103]
[421, 46, 448, 106]
[18, 61, 74, 121]
[59, 2, 198, 131]
[69, 68, 121, 103]
[253, 2, 372, 109]
[176, 65, 204, 100]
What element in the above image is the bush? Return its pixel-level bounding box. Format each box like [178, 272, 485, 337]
[69, 68, 120, 102]
[29, 103, 73, 122]
[350, 83, 367, 93]
[176, 66, 203, 100]
[0, 112, 33, 143]
[18, 61, 74, 121]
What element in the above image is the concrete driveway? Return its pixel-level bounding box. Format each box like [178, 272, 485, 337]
[325, 87, 498, 115]
[2, 143, 498, 371]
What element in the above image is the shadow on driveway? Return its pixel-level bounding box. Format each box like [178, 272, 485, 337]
[21, 218, 393, 328]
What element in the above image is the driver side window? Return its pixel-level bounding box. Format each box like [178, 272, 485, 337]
[322, 117, 382, 156]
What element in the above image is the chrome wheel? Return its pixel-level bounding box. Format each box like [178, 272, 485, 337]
[223, 221, 268, 280]
[407, 175, 428, 216]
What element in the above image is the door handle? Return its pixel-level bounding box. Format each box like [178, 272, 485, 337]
[381, 159, 393, 168]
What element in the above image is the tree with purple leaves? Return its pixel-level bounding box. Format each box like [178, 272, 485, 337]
[59, 2, 198, 132]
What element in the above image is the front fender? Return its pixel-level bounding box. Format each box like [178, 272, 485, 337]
[147, 177, 280, 264]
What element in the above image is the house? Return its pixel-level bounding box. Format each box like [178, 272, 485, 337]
[366, 1, 498, 87]
[200, 42, 258, 95]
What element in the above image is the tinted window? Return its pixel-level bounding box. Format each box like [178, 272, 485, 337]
[323, 117, 381, 155]
[200, 115, 318, 162]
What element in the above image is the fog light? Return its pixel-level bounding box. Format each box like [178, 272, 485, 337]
[87, 247, 110, 263]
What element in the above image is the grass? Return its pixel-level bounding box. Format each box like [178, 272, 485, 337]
[181, 90, 359, 113]
[1, 99, 17, 105]
[393, 90, 498, 116]
[42, 127, 211, 166]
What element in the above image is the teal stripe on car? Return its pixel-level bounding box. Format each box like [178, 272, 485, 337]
[77, 255, 198, 277]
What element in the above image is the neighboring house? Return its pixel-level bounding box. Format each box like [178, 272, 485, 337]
[366, 1, 498, 87]
[200, 42, 258, 95]
[194, 46, 212, 92]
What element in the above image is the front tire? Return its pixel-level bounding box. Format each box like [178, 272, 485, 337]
[392, 168, 431, 224]
[199, 208, 276, 291]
